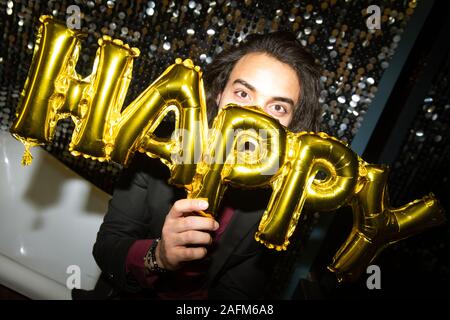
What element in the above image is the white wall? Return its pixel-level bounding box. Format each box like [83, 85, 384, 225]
[0, 131, 109, 299]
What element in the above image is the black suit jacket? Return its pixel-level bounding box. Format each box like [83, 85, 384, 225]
[91, 154, 283, 299]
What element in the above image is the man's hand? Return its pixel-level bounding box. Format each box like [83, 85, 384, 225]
[156, 199, 219, 271]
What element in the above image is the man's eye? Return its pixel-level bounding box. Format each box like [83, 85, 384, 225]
[271, 104, 287, 113]
[235, 90, 249, 99]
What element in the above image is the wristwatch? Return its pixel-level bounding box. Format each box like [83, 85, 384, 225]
[144, 238, 167, 274]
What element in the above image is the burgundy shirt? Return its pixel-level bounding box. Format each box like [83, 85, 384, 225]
[125, 206, 235, 299]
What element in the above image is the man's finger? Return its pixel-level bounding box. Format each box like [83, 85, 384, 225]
[173, 215, 219, 233]
[169, 199, 209, 218]
[176, 230, 213, 246]
[176, 247, 208, 261]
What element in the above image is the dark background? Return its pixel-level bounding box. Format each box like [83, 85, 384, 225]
[304, 0, 450, 299]
[0, 0, 449, 299]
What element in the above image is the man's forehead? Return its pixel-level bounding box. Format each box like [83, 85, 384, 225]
[228, 53, 300, 102]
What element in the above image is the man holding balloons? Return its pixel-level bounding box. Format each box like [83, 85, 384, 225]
[91, 31, 323, 299]
[11, 15, 443, 299]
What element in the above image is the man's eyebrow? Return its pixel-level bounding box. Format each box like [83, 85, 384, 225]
[233, 79, 256, 92]
[233, 78, 295, 107]
[272, 96, 295, 107]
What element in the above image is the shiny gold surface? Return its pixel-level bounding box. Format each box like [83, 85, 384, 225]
[9, 14, 445, 282]
[328, 164, 446, 282]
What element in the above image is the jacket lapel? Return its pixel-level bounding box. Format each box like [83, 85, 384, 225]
[206, 207, 264, 285]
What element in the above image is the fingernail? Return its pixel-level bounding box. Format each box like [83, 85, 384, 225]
[214, 221, 219, 230]
[198, 200, 208, 210]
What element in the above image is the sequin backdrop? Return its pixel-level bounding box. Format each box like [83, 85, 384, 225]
[320, 48, 450, 299]
[0, 0, 417, 193]
[381, 53, 450, 296]
[3, 0, 447, 298]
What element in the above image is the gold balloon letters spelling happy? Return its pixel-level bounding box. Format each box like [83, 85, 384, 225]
[11, 16, 445, 282]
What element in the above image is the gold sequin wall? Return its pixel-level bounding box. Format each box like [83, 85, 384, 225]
[0, 0, 417, 193]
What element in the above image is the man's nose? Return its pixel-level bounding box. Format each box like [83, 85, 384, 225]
[253, 98, 267, 110]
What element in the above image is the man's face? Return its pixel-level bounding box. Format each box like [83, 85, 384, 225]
[216, 52, 301, 128]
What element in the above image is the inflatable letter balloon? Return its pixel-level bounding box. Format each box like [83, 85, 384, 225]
[255, 132, 360, 250]
[328, 163, 446, 282]
[10, 15, 207, 186]
[188, 104, 286, 217]
[11, 16, 446, 280]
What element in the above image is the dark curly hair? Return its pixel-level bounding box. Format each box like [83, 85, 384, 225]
[203, 31, 322, 132]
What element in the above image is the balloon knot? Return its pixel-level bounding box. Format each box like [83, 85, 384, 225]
[21, 143, 33, 166]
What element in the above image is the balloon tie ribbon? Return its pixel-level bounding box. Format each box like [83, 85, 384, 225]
[21, 142, 34, 166]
